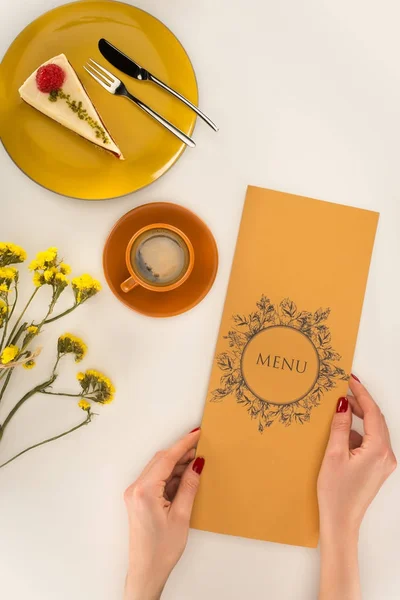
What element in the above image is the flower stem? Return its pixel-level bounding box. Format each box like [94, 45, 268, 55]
[0, 413, 92, 469]
[10, 322, 28, 346]
[8, 283, 18, 323]
[52, 355, 61, 376]
[44, 304, 77, 325]
[0, 295, 10, 352]
[6, 288, 38, 347]
[40, 390, 81, 398]
[0, 322, 28, 388]
[1, 374, 57, 434]
[17, 295, 57, 357]
[0, 368, 13, 407]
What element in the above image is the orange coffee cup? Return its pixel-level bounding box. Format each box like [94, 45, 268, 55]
[120, 223, 195, 293]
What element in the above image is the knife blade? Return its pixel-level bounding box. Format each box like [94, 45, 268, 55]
[98, 39, 149, 81]
[98, 38, 218, 132]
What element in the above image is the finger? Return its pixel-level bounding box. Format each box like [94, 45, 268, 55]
[349, 429, 363, 450]
[139, 455, 161, 480]
[325, 397, 352, 456]
[348, 394, 364, 420]
[382, 416, 398, 473]
[165, 476, 181, 502]
[349, 377, 384, 438]
[140, 447, 196, 483]
[171, 457, 205, 521]
[382, 415, 394, 449]
[146, 429, 202, 482]
[177, 449, 196, 465]
[348, 392, 389, 449]
[166, 463, 187, 482]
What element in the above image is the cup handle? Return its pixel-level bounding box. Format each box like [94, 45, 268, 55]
[120, 276, 139, 293]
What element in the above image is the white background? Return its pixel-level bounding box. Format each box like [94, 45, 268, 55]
[1, 1, 400, 599]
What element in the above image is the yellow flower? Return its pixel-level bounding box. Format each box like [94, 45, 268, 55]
[1, 344, 19, 364]
[33, 272, 45, 287]
[58, 333, 87, 362]
[30, 253, 68, 291]
[102, 397, 114, 405]
[44, 267, 57, 283]
[78, 369, 115, 404]
[77, 372, 84, 381]
[22, 360, 36, 370]
[0, 299, 7, 328]
[0, 284, 9, 293]
[0, 267, 17, 280]
[60, 262, 71, 275]
[0, 267, 18, 290]
[23, 325, 40, 347]
[72, 274, 102, 304]
[78, 399, 91, 411]
[0, 242, 27, 266]
[55, 272, 68, 284]
[29, 247, 58, 271]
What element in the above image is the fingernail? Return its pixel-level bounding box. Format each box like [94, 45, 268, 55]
[337, 397, 349, 413]
[190, 427, 200, 433]
[192, 457, 205, 475]
[351, 373, 361, 383]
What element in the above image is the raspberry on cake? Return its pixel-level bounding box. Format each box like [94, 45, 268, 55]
[19, 54, 124, 159]
[36, 64, 66, 93]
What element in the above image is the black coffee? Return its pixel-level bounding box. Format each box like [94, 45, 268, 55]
[130, 228, 189, 286]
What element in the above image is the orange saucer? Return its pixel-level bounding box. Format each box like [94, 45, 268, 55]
[103, 203, 219, 317]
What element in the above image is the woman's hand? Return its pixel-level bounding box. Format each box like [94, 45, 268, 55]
[318, 376, 397, 599]
[124, 428, 204, 600]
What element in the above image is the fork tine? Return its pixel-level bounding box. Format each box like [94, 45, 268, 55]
[86, 62, 112, 85]
[88, 58, 119, 84]
[83, 65, 112, 92]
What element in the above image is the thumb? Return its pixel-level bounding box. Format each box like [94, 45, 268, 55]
[171, 457, 205, 521]
[326, 397, 352, 455]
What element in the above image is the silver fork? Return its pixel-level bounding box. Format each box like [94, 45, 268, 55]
[84, 59, 196, 148]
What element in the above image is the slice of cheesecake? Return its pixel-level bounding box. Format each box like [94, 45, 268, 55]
[19, 54, 124, 159]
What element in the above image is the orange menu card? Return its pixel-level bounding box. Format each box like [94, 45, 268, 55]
[191, 186, 379, 548]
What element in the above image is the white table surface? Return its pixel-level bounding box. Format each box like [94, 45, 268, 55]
[1, 1, 400, 598]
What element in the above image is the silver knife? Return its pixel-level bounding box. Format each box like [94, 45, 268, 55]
[98, 39, 218, 132]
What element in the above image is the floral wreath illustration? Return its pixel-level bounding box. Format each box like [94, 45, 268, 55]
[210, 295, 348, 431]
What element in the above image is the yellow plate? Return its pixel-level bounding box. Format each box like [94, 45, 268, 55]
[0, 0, 198, 200]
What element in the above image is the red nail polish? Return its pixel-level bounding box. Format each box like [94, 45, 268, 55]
[190, 427, 200, 433]
[192, 457, 205, 475]
[337, 397, 349, 413]
[351, 373, 361, 383]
